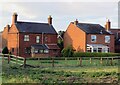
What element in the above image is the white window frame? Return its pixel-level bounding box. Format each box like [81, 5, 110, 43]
[24, 35, 29, 41]
[91, 35, 96, 42]
[36, 36, 40, 43]
[105, 36, 110, 43]
[44, 49, 49, 53]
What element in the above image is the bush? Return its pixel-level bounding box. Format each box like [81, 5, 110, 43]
[2, 47, 9, 54]
[73, 52, 120, 57]
[61, 46, 74, 57]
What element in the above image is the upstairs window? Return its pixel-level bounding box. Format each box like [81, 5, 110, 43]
[24, 35, 29, 41]
[36, 36, 40, 43]
[91, 35, 96, 42]
[105, 36, 110, 43]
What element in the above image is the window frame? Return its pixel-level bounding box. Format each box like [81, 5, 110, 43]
[105, 36, 110, 43]
[36, 36, 40, 43]
[24, 35, 29, 41]
[91, 35, 97, 42]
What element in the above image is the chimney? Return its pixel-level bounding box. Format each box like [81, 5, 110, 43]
[12, 12, 18, 24]
[48, 15, 52, 25]
[6, 24, 10, 32]
[74, 19, 78, 25]
[105, 19, 111, 31]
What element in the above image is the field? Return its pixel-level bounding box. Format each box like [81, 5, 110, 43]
[1, 57, 120, 84]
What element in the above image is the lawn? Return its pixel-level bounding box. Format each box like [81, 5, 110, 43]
[1, 57, 120, 84]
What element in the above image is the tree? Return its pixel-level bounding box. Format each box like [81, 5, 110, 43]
[61, 46, 74, 57]
[2, 47, 9, 54]
[57, 30, 65, 51]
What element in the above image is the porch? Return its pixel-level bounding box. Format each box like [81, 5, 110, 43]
[87, 44, 109, 53]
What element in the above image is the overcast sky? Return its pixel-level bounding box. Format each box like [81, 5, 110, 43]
[0, 0, 119, 32]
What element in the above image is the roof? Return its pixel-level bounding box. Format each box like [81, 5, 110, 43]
[47, 44, 60, 49]
[15, 21, 57, 34]
[109, 29, 120, 34]
[73, 22, 111, 34]
[31, 44, 48, 50]
[31, 44, 60, 50]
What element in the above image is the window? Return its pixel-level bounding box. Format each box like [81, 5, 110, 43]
[44, 49, 49, 53]
[34, 49, 39, 54]
[98, 48, 102, 52]
[87, 48, 92, 52]
[25, 47, 31, 54]
[91, 35, 96, 42]
[93, 48, 97, 52]
[105, 36, 110, 43]
[12, 48, 14, 52]
[118, 39, 120, 41]
[24, 35, 29, 41]
[36, 36, 40, 43]
[44, 36, 48, 42]
[39, 50, 44, 53]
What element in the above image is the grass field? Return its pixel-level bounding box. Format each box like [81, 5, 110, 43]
[1, 57, 120, 84]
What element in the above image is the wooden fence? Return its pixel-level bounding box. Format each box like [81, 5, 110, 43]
[0, 53, 120, 68]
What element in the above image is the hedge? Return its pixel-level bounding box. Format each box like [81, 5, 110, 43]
[73, 52, 120, 57]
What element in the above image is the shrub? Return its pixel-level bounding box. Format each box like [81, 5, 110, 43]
[73, 52, 120, 57]
[2, 47, 9, 54]
[61, 46, 74, 57]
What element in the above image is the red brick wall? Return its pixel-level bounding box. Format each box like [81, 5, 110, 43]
[87, 34, 114, 52]
[19, 33, 58, 57]
[2, 27, 8, 48]
[64, 23, 86, 52]
[7, 25, 19, 55]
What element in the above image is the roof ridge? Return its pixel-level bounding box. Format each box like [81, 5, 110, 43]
[17, 21, 49, 24]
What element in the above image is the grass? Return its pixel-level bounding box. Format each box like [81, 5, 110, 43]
[26, 58, 119, 67]
[1, 58, 120, 84]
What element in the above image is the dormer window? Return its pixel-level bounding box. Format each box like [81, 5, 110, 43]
[91, 35, 96, 42]
[24, 35, 29, 41]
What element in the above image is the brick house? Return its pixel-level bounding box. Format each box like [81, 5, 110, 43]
[104, 20, 120, 53]
[64, 19, 115, 53]
[2, 13, 60, 57]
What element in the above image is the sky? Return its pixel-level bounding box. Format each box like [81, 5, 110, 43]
[0, 0, 119, 32]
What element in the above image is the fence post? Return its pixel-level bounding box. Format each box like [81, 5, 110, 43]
[79, 57, 82, 66]
[110, 58, 113, 65]
[23, 58, 26, 68]
[106, 58, 109, 65]
[65, 58, 67, 66]
[100, 57, 103, 64]
[52, 57, 54, 67]
[16, 56, 18, 64]
[8, 54, 10, 64]
[90, 58, 92, 64]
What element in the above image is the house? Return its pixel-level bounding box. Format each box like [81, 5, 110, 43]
[64, 19, 115, 53]
[2, 13, 60, 58]
[104, 20, 120, 53]
[110, 29, 120, 53]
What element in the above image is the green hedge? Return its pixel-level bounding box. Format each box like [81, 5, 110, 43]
[73, 52, 120, 57]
